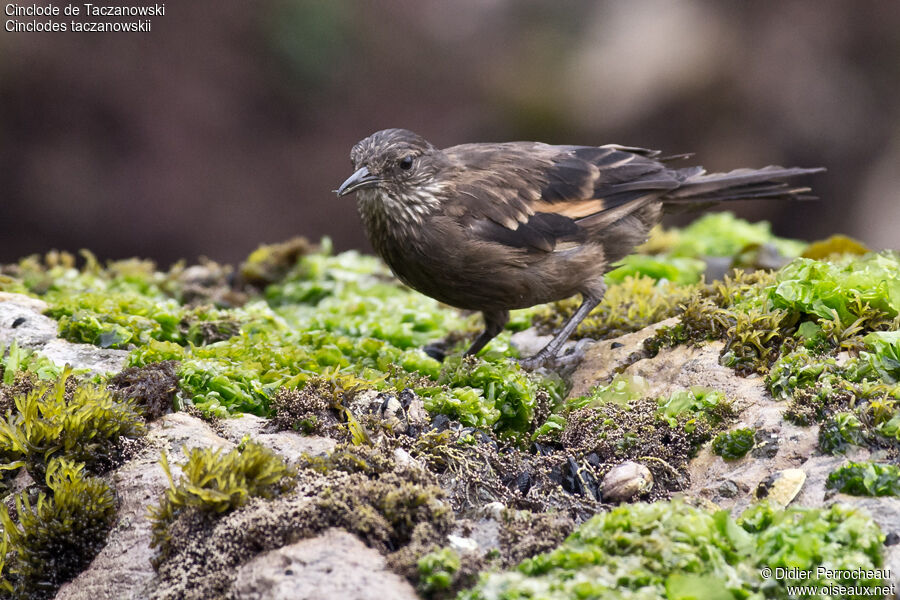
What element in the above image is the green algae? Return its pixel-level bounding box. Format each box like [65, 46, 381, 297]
[827, 462, 900, 497]
[460, 500, 886, 600]
[0, 342, 60, 385]
[712, 428, 756, 460]
[669, 212, 807, 259]
[418, 547, 463, 597]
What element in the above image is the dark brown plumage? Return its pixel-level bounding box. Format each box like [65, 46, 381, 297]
[336, 128, 824, 369]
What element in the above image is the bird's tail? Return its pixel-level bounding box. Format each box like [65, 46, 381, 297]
[663, 166, 825, 207]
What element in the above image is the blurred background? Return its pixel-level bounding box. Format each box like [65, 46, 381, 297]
[2, 0, 898, 267]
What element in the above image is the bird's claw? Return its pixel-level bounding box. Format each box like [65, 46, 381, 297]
[518, 339, 591, 373]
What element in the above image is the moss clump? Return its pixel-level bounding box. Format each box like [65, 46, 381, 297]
[819, 411, 868, 455]
[270, 380, 336, 434]
[826, 462, 900, 497]
[148, 442, 296, 564]
[644, 270, 796, 375]
[711, 428, 755, 460]
[147, 445, 453, 600]
[429, 356, 561, 434]
[667, 212, 807, 259]
[460, 500, 885, 600]
[0, 458, 116, 599]
[860, 331, 900, 383]
[643, 252, 900, 380]
[106, 360, 179, 420]
[558, 378, 735, 494]
[298, 443, 394, 477]
[0, 370, 144, 482]
[121, 247, 561, 440]
[801, 234, 871, 260]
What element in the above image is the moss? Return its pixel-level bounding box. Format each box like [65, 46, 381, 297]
[643, 270, 796, 375]
[148, 442, 297, 564]
[559, 382, 734, 492]
[148, 447, 453, 600]
[801, 234, 871, 260]
[0, 458, 116, 600]
[826, 462, 900, 496]
[0, 370, 144, 482]
[270, 379, 338, 434]
[669, 212, 807, 259]
[298, 443, 395, 477]
[106, 360, 179, 420]
[860, 331, 900, 383]
[119, 247, 562, 439]
[460, 500, 885, 600]
[711, 428, 755, 460]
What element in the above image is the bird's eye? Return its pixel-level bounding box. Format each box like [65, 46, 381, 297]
[398, 155, 414, 170]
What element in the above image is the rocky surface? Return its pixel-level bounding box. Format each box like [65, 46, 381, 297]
[229, 528, 419, 600]
[2, 289, 899, 599]
[567, 321, 900, 586]
[0, 292, 128, 375]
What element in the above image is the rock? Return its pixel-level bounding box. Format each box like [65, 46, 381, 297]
[567, 317, 678, 398]
[40, 339, 128, 376]
[392, 447, 420, 469]
[510, 328, 573, 359]
[215, 414, 336, 460]
[228, 528, 419, 600]
[0, 293, 56, 347]
[55, 413, 234, 600]
[600, 461, 653, 503]
[0, 291, 128, 375]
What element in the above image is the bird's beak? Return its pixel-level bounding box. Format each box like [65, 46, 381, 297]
[335, 166, 380, 196]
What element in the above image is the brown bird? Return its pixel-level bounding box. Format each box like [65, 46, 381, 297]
[336, 128, 823, 369]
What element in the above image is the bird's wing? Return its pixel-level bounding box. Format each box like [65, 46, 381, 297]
[443, 142, 681, 252]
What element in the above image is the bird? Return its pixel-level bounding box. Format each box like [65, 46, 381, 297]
[336, 128, 824, 369]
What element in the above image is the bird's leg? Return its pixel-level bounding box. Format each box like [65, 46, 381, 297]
[464, 310, 510, 357]
[519, 292, 602, 370]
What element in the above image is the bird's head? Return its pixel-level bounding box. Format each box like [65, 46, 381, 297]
[336, 129, 447, 200]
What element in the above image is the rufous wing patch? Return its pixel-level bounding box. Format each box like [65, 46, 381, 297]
[530, 198, 607, 219]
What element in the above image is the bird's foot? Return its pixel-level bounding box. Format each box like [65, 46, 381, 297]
[422, 343, 447, 362]
[518, 339, 591, 373]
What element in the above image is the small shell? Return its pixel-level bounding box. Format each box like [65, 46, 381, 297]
[482, 502, 506, 520]
[447, 534, 479, 553]
[755, 468, 806, 508]
[600, 461, 653, 503]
